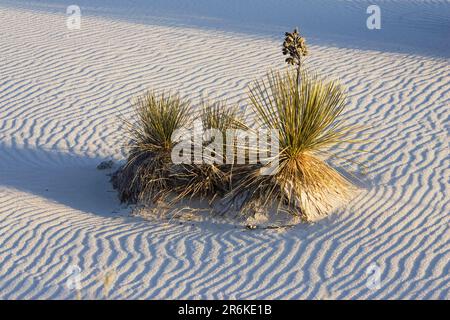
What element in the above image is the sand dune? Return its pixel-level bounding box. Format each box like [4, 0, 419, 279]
[0, 1, 449, 299]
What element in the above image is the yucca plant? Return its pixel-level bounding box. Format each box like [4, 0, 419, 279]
[112, 91, 190, 204]
[169, 99, 245, 202]
[225, 29, 359, 220]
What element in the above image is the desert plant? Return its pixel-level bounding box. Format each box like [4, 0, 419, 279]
[112, 91, 190, 204]
[112, 29, 359, 222]
[169, 99, 245, 202]
[200, 99, 244, 135]
[224, 29, 359, 220]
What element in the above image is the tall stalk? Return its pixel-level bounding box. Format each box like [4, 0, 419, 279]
[282, 28, 308, 110]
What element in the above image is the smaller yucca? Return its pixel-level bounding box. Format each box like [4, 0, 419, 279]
[112, 91, 190, 204]
[170, 99, 245, 202]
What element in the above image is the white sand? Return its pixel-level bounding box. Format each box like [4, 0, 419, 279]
[0, 1, 449, 299]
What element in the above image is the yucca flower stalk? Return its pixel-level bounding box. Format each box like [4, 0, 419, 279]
[283, 28, 308, 89]
[112, 91, 190, 204]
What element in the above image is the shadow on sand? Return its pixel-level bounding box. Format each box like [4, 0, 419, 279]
[2, 0, 450, 58]
[0, 144, 248, 230]
[0, 144, 123, 217]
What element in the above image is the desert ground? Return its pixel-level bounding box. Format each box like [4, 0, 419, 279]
[0, 0, 448, 299]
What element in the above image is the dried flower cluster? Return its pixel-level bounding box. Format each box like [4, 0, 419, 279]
[282, 28, 308, 67]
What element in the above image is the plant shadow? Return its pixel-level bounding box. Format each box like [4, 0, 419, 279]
[0, 144, 123, 217]
[0, 145, 246, 230]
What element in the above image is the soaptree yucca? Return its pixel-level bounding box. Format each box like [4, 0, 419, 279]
[226, 30, 359, 220]
[112, 91, 190, 204]
[229, 69, 358, 220]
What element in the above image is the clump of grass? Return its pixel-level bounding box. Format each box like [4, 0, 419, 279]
[169, 99, 245, 202]
[112, 91, 190, 204]
[227, 67, 358, 220]
[200, 99, 244, 134]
